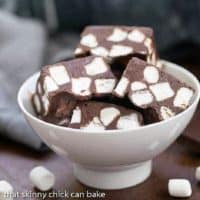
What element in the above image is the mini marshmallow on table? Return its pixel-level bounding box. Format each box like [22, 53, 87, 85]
[29, 166, 55, 191]
[168, 179, 192, 198]
[0, 180, 13, 200]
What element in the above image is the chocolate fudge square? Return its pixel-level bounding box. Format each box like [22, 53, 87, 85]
[74, 26, 158, 68]
[32, 56, 117, 125]
[113, 57, 194, 123]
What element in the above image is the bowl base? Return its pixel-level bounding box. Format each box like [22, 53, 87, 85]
[73, 160, 152, 190]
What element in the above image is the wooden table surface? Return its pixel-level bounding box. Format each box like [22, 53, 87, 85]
[0, 63, 199, 200]
[0, 103, 199, 200]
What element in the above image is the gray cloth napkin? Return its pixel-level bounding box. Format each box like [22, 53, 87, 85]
[0, 11, 47, 150]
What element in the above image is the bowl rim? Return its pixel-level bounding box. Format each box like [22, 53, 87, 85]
[17, 60, 200, 135]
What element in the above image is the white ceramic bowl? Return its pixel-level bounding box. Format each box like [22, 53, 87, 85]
[18, 60, 200, 190]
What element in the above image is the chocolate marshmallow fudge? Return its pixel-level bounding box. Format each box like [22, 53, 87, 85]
[74, 26, 158, 67]
[32, 56, 117, 124]
[32, 25, 195, 129]
[113, 57, 194, 122]
[69, 101, 143, 130]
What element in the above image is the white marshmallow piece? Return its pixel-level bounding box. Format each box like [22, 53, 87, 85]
[128, 29, 145, 43]
[58, 119, 69, 126]
[29, 166, 55, 191]
[33, 94, 41, 113]
[147, 55, 151, 65]
[144, 38, 153, 53]
[160, 106, 175, 120]
[74, 47, 84, 56]
[114, 77, 129, 97]
[150, 82, 174, 101]
[100, 107, 120, 126]
[117, 113, 140, 129]
[81, 117, 105, 131]
[43, 76, 58, 93]
[143, 66, 159, 84]
[41, 94, 50, 116]
[90, 46, 109, 57]
[168, 179, 192, 198]
[71, 107, 81, 124]
[131, 90, 153, 106]
[84, 57, 108, 76]
[109, 45, 133, 57]
[107, 28, 127, 42]
[37, 83, 42, 94]
[150, 52, 157, 66]
[80, 34, 98, 48]
[49, 65, 70, 85]
[195, 166, 200, 181]
[131, 81, 147, 91]
[173, 87, 193, 109]
[72, 77, 91, 96]
[95, 79, 116, 94]
[0, 180, 13, 200]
